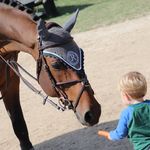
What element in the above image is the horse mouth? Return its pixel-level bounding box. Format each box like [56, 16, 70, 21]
[75, 109, 101, 126]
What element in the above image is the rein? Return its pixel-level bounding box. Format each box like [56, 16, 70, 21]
[0, 28, 89, 112]
[0, 52, 90, 112]
[0, 54, 66, 111]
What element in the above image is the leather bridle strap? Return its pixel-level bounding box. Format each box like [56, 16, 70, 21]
[56, 80, 82, 87]
[73, 79, 90, 112]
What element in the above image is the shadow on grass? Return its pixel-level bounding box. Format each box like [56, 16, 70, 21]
[34, 120, 132, 150]
[56, 4, 93, 16]
[36, 4, 93, 19]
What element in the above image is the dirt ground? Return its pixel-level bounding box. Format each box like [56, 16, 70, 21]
[1, 15, 150, 150]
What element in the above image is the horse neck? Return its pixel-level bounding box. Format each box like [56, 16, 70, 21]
[0, 5, 38, 52]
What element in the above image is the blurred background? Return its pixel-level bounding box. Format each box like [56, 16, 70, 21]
[20, 0, 150, 33]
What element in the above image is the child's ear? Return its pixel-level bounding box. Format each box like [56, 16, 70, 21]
[124, 92, 132, 101]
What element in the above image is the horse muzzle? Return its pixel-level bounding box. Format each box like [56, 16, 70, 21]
[75, 102, 101, 126]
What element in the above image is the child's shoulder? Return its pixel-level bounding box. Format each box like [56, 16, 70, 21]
[121, 106, 134, 118]
[144, 99, 150, 104]
[127, 100, 150, 111]
[120, 100, 150, 119]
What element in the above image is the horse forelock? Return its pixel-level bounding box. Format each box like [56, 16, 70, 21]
[0, 0, 40, 21]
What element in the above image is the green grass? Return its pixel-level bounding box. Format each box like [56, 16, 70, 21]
[46, 0, 150, 33]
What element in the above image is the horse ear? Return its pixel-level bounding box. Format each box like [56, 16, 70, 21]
[37, 19, 49, 40]
[63, 9, 79, 33]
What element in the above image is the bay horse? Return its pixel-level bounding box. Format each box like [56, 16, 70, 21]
[0, 1, 101, 150]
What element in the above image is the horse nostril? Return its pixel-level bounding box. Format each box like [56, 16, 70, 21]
[84, 111, 94, 124]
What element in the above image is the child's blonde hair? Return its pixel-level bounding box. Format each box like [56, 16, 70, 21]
[119, 71, 147, 99]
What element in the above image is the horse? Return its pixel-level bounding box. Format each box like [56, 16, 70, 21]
[0, 1, 101, 150]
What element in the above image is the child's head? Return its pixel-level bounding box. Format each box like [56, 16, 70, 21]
[119, 71, 147, 103]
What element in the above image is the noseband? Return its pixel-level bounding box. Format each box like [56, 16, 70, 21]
[36, 39, 90, 112]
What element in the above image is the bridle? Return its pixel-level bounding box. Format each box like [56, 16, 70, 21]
[0, 29, 91, 112]
[0, 41, 90, 112]
[36, 37, 91, 112]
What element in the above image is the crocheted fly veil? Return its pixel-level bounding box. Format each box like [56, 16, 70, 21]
[38, 18, 84, 71]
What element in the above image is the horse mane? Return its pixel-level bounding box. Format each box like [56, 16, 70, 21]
[0, 0, 40, 21]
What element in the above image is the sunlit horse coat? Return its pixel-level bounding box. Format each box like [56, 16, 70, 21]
[0, 1, 101, 150]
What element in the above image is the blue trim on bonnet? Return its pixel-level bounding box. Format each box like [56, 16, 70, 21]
[42, 48, 83, 71]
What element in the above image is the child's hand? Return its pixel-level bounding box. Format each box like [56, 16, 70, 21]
[98, 130, 110, 140]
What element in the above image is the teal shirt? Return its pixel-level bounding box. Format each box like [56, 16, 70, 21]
[128, 100, 150, 150]
[110, 100, 150, 150]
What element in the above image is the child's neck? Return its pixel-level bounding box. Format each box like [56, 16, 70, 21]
[130, 98, 144, 104]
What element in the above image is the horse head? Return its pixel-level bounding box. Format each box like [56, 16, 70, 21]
[36, 10, 101, 126]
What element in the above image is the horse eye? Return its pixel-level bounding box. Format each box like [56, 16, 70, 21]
[51, 61, 67, 70]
